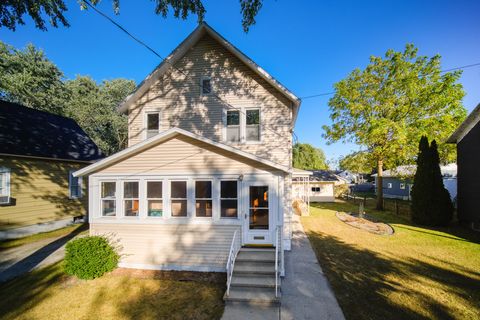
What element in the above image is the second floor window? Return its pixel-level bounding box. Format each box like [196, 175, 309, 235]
[146, 112, 160, 139]
[246, 109, 260, 141]
[226, 110, 240, 142]
[201, 77, 212, 95]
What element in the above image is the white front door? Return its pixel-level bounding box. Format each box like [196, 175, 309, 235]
[243, 178, 276, 245]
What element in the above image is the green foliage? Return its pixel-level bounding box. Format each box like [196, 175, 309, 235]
[64, 235, 120, 280]
[1, 0, 263, 33]
[411, 136, 453, 226]
[293, 143, 329, 170]
[323, 44, 466, 208]
[0, 41, 67, 114]
[338, 151, 373, 174]
[0, 41, 135, 156]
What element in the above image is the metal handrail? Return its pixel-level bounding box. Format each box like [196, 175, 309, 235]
[275, 225, 282, 297]
[226, 229, 241, 296]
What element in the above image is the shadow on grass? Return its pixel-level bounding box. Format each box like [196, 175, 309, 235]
[307, 230, 480, 320]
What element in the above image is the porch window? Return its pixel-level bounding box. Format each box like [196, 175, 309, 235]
[226, 110, 240, 142]
[220, 180, 238, 218]
[171, 181, 187, 217]
[246, 109, 260, 141]
[146, 112, 160, 139]
[195, 181, 212, 217]
[147, 181, 163, 217]
[124, 181, 139, 217]
[0, 167, 10, 204]
[69, 170, 82, 199]
[101, 182, 116, 216]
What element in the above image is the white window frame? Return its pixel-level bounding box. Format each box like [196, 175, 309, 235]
[69, 170, 83, 199]
[387, 183, 393, 189]
[223, 107, 262, 144]
[225, 109, 241, 143]
[100, 180, 117, 217]
[144, 111, 161, 140]
[170, 180, 188, 218]
[146, 180, 164, 218]
[0, 167, 11, 205]
[399, 183, 406, 190]
[194, 180, 213, 218]
[220, 180, 239, 219]
[123, 181, 140, 218]
[200, 76, 212, 95]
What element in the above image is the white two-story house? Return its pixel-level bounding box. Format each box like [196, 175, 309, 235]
[74, 23, 301, 275]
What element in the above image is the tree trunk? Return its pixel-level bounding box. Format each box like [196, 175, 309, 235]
[376, 159, 384, 210]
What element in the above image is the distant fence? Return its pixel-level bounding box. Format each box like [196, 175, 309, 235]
[344, 193, 412, 218]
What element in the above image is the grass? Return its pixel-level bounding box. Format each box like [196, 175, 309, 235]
[302, 200, 480, 320]
[0, 223, 88, 251]
[0, 262, 225, 320]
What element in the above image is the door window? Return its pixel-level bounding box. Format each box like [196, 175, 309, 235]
[249, 186, 269, 230]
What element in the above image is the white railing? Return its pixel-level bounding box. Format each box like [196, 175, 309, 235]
[226, 229, 241, 296]
[275, 225, 283, 297]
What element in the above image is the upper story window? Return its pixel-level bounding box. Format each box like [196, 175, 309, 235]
[0, 167, 11, 205]
[201, 76, 212, 95]
[69, 170, 83, 199]
[246, 109, 260, 141]
[145, 112, 160, 139]
[226, 110, 240, 142]
[225, 108, 261, 143]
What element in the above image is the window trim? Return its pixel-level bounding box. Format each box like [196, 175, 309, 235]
[100, 180, 117, 217]
[244, 107, 261, 143]
[146, 180, 164, 218]
[220, 180, 239, 219]
[123, 180, 140, 218]
[68, 170, 83, 199]
[399, 183, 406, 190]
[387, 183, 393, 189]
[0, 167, 11, 205]
[194, 180, 213, 218]
[225, 110, 241, 143]
[170, 180, 188, 218]
[200, 76, 212, 95]
[223, 107, 262, 144]
[144, 110, 161, 140]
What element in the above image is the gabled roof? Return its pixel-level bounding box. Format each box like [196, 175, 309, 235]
[292, 169, 344, 182]
[447, 103, 480, 143]
[73, 127, 290, 177]
[372, 164, 457, 178]
[117, 22, 301, 121]
[0, 100, 103, 162]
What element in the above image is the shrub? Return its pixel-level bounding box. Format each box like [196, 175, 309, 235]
[64, 235, 120, 280]
[334, 183, 350, 198]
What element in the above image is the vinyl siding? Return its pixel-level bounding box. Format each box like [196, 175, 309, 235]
[0, 156, 88, 230]
[90, 223, 239, 270]
[97, 134, 278, 175]
[127, 34, 293, 167]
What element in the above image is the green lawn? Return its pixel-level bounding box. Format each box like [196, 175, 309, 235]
[0, 262, 225, 320]
[0, 223, 88, 251]
[302, 201, 480, 320]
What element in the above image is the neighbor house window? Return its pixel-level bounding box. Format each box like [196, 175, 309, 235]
[387, 183, 393, 189]
[245, 109, 260, 141]
[220, 180, 238, 218]
[145, 112, 160, 139]
[201, 77, 212, 95]
[171, 181, 187, 217]
[195, 181, 212, 217]
[69, 170, 82, 199]
[147, 181, 163, 217]
[400, 183, 406, 190]
[311, 187, 321, 192]
[0, 167, 10, 204]
[101, 182, 116, 216]
[124, 181, 139, 217]
[226, 110, 240, 142]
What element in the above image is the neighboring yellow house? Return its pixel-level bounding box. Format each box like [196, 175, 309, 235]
[0, 101, 103, 239]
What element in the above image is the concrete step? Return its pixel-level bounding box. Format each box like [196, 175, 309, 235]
[234, 262, 275, 275]
[231, 274, 279, 288]
[224, 287, 281, 306]
[236, 250, 275, 263]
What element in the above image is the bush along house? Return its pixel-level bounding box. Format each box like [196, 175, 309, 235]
[0, 100, 103, 239]
[74, 23, 301, 304]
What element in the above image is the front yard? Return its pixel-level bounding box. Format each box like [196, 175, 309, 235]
[303, 201, 480, 320]
[0, 262, 225, 320]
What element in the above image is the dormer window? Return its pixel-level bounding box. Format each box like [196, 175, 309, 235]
[145, 112, 160, 139]
[201, 77, 212, 95]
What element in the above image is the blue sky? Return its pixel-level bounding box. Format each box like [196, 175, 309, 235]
[1, 0, 479, 165]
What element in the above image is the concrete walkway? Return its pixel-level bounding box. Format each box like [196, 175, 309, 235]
[221, 215, 344, 320]
[0, 227, 84, 283]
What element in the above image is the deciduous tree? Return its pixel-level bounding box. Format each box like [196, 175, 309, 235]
[323, 44, 466, 209]
[293, 143, 329, 170]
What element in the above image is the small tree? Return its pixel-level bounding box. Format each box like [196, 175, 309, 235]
[411, 136, 453, 226]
